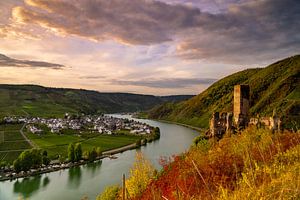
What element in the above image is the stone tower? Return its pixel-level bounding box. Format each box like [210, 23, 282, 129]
[233, 85, 250, 126]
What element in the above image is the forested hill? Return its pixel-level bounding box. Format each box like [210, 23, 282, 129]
[0, 84, 193, 118]
[148, 55, 300, 129]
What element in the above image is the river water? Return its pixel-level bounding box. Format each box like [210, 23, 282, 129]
[0, 115, 199, 200]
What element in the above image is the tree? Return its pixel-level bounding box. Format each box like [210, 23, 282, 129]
[13, 149, 43, 172]
[68, 143, 75, 162]
[89, 148, 97, 161]
[13, 158, 22, 173]
[97, 185, 120, 200]
[96, 147, 102, 157]
[74, 143, 82, 161]
[30, 149, 42, 167]
[42, 150, 50, 165]
[125, 153, 155, 198]
[136, 139, 142, 147]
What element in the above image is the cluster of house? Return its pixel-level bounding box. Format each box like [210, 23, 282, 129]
[3, 114, 153, 135]
[208, 85, 281, 138]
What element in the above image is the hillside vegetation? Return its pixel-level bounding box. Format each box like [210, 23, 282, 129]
[0, 84, 193, 118]
[99, 128, 300, 200]
[149, 55, 300, 129]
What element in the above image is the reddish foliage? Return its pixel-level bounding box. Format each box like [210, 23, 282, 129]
[137, 130, 300, 200]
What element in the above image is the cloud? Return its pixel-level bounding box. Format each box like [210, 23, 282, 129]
[79, 75, 106, 80]
[2, 0, 300, 64]
[0, 53, 65, 69]
[176, 0, 300, 63]
[112, 78, 217, 89]
[11, 0, 201, 45]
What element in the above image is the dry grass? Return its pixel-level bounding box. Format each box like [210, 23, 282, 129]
[137, 127, 300, 200]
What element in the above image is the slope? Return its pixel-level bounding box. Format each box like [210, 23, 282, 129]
[0, 85, 193, 118]
[149, 55, 300, 129]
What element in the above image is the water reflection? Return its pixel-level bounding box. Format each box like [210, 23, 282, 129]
[67, 166, 82, 189]
[1, 117, 199, 200]
[85, 160, 102, 177]
[13, 175, 50, 198]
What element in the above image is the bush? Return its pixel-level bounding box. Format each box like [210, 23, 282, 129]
[136, 139, 142, 147]
[96, 147, 102, 157]
[125, 153, 155, 198]
[42, 150, 50, 165]
[68, 143, 75, 162]
[13, 149, 44, 172]
[74, 143, 82, 161]
[138, 127, 300, 199]
[84, 148, 98, 161]
[0, 161, 7, 168]
[96, 185, 120, 200]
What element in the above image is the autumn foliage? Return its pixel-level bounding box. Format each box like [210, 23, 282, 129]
[138, 127, 300, 199]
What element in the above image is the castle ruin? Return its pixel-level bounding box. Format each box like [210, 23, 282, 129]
[233, 85, 250, 127]
[208, 84, 281, 138]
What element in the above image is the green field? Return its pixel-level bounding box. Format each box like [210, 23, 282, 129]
[0, 123, 141, 163]
[25, 130, 140, 160]
[0, 124, 32, 163]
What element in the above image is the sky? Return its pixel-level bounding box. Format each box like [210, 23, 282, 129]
[0, 0, 299, 95]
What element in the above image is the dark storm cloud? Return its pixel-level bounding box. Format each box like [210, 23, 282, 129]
[176, 0, 300, 63]
[0, 53, 65, 69]
[112, 78, 217, 88]
[11, 0, 300, 64]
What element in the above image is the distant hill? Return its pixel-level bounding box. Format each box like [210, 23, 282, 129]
[149, 55, 300, 129]
[0, 84, 194, 118]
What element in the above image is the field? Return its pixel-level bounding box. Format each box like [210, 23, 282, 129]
[0, 123, 141, 163]
[25, 130, 140, 160]
[0, 124, 32, 163]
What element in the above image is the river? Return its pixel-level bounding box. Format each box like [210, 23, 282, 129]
[0, 115, 199, 200]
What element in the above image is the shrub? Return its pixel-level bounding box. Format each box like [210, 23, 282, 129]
[68, 143, 75, 162]
[138, 127, 300, 199]
[125, 153, 155, 198]
[13, 149, 43, 172]
[96, 147, 102, 157]
[74, 143, 82, 161]
[96, 185, 120, 200]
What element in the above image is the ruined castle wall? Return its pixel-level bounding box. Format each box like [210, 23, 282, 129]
[233, 85, 250, 125]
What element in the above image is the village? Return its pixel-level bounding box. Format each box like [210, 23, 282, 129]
[3, 114, 153, 136]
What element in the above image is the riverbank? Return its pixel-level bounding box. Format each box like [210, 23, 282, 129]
[0, 116, 199, 200]
[0, 142, 138, 181]
[133, 113, 203, 132]
[137, 117, 203, 132]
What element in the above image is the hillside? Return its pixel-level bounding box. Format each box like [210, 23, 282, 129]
[149, 55, 300, 129]
[0, 84, 193, 118]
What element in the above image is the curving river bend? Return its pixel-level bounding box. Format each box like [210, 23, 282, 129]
[0, 115, 199, 200]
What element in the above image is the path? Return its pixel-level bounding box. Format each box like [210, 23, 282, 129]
[0, 149, 31, 153]
[19, 109, 37, 148]
[19, 123, 36, 148]
[102, 143, 136, 155]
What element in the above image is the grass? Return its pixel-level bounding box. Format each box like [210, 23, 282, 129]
[25, 130, 140, 160]
[0, 141, 31, 151]
[149, 55, 300, 129]
[0, 124, 32, 163]
[132, 127, 300, 199]
[0, 123, 142, 163]
[0, 84, 192, 118]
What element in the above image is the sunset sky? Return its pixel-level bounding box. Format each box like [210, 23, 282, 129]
[0, 0, 299, 95]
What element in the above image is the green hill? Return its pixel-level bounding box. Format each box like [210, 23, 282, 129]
[148, 55, 300, 129]
[0, 84, 193, 118]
